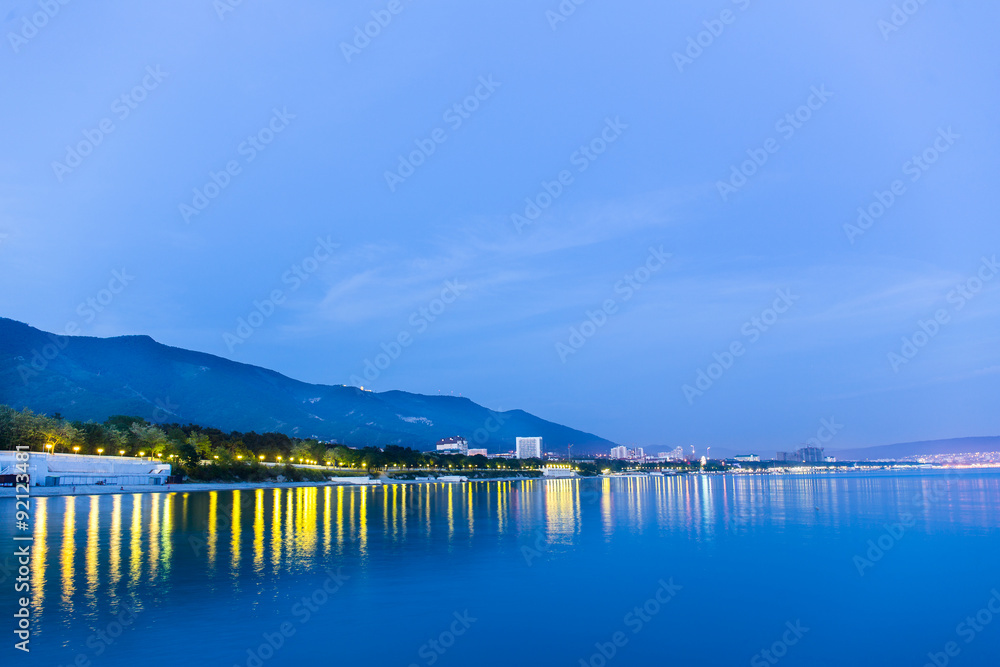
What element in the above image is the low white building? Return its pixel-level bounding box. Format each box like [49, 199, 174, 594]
[0, 451, 171, 487]
[435, 436, 468, 454]
[610, 445, 628, 460]
[542, 464, 578, 478]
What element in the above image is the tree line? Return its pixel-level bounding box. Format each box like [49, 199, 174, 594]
[0, 405, 547, 472]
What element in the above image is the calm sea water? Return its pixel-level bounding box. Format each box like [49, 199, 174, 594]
[2, 470, 1000, 666]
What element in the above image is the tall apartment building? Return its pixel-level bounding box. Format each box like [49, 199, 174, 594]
[516, 437, 543, 459]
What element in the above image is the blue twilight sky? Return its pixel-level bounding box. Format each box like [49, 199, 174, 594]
[2, 0, 998, 451]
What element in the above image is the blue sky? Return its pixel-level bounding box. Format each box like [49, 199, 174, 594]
[2, 0, 998, 451]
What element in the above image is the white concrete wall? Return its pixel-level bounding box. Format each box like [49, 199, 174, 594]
[0, 451, 170, 485]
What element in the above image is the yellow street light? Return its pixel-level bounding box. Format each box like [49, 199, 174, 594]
[259, 455, 265, 461]
[237, 455, 243, 460]
[97, 448, 104, 455]
[73, 446, 80, 454]
[119, 450, 126, 456]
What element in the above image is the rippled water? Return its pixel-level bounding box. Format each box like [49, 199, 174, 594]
[2, 470, 1000, 666]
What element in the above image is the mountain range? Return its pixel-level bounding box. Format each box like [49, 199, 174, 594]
[0, 318, 616, 453]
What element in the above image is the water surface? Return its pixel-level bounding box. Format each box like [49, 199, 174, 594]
[2, 470, 999, 666]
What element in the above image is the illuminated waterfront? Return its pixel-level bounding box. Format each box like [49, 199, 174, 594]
[4, 471, 1000, 666]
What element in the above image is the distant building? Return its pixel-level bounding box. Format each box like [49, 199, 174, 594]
[542, 464, 578, 478]
[516, 437, 543, 459]
[658, 446, 685, 461]
[800, 447, 824, 463]
[436, 436, 468, 454]
[734, 454, 760, 463]
[631, 447, 646, 460]
[610, 445, 629, 459]
[777, 446, 825, 463]
[467, 448, 488, 457]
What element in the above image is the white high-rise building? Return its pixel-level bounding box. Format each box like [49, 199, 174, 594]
[516, 437, 542, 459]
[610, 445, 628, 460]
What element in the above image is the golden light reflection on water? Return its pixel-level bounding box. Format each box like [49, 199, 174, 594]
[447, 484, 455, 540]
[207, 492, 218, 570]
[110, 495, 121, 592]
[358, 487, 368, 558]
[254, 489, 264, 574]
[467, 483, 475, 537]
[31, 497, 46, 615]
[271, 489, 282, 572]
[149, 493, 160, 578]
[33, 473, 1000, 621]
[129, 494, 141, 588]
[323, 486, 332, 557]
[61, 496, 75, 612]
[85, 496, 99, 605]
[231, 490, 241, 573]
[544, 478, 580, 542]
[161, 492, 173, 576]
[336, 486, 344, 552]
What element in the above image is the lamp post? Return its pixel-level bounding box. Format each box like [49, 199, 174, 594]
[119, 450, 125, 457]
[72, 446, 80, 454]
[97, 448, 104, 456]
